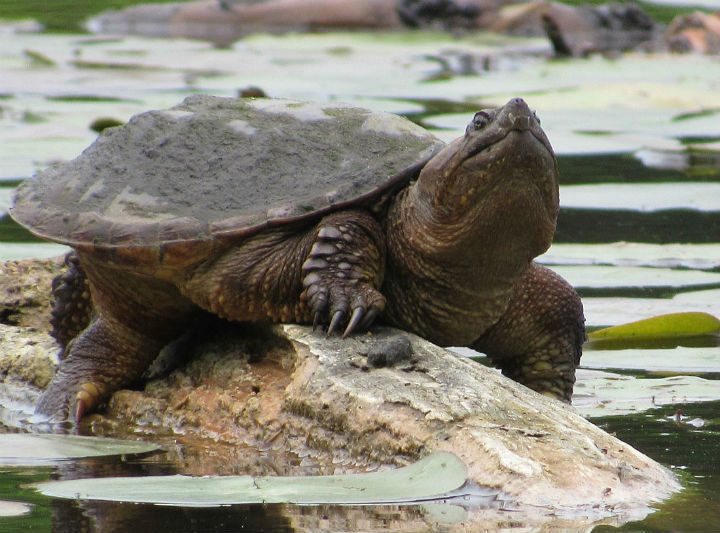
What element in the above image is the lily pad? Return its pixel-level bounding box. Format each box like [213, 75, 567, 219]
[0, 188, 13, 213]
[34, 451, 467, 506]
[559, 183, 720, 212]
[0, 242, 68, 261]
[540, 242, 720, 270]
[589, 312, 720, 342]
[580, 346, 720, 373]
[0, 499, 31, 518]
[582, 289, 720, 329]
[0, 434, 161, 466]
[550, 265, 720, 290]
[573, 369, 720, 418]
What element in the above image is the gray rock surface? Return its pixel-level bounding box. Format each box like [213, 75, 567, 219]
[0, 256, 680, 530]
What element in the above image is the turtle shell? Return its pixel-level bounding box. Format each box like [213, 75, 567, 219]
[11, 95, 444, 271]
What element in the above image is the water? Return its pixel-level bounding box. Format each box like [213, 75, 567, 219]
[0, 11, 719, 532]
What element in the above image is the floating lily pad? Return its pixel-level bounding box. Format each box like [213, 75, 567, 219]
[559, 183, 720, 212]
[582, 289, 720, 329]
[0, 434, 161, 466]
[34, 451, 467, 506]
[0, 242, 69, 261]
[581, 346, 720, 373]
[541, 243, 720, 270]
[550, 265, 720, 290]
[0, 188, 13, 213]
[573, 369, 720, 418]
[589, 312, 720, 342]
[0, 499, 31, 518]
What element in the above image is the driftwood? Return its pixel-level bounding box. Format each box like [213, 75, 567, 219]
[0, 257, 680, 531]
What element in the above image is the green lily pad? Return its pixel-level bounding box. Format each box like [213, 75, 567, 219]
[589, 312, 720, 342]
[34, 451, 467, 506]
[0, 434, 161, 466]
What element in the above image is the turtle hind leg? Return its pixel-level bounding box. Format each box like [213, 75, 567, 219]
[37, 314, 170, 422]
[38, 257, 197, 424]
[51, 252, 94, 351]
[471, 263, 585, 402]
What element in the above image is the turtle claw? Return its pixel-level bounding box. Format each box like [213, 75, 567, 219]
[343, 306, 365, 338]
[357, 305, 381, 332]
[327, 310, 345, 337]
[74, 398, 87, 423]
[74, 382, 105, 422]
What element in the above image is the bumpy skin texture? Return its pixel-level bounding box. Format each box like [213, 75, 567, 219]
[50, 253, 93, 350]
[42, 97, 585, 423]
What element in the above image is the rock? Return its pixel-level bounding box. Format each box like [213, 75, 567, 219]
[537, 2, 659, 57]
[0, 256, 65, 332]
[87, 0, 405, 45]
[666, 11, 720, 55]
[0, 257, 680, 529]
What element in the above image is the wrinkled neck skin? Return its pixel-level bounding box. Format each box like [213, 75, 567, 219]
[382, 128, 559, 347]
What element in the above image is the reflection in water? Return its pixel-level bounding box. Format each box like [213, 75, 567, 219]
[593, 400, 720, 532]
[51, 500, 293, 533]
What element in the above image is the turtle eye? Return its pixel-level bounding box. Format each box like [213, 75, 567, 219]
[466, 110, 492, 135]
[533, 111, 541, 126]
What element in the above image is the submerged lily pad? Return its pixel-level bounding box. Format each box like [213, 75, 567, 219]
[0, 434, 161, 466]
[34, 451, 467, 506]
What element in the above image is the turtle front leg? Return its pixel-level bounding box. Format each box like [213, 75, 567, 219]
[471, 263, 585, 402]
[300, 210, 387, 336]
[180, 209, 386, 336]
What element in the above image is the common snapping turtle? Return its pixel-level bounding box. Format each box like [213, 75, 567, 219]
[11, 95, 584, 422]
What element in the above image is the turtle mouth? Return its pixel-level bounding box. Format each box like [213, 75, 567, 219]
[453, 127, 560, 225]
[447, 125, 555, 186]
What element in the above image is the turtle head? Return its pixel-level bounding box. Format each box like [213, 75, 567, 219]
[413, 97, 559, 259]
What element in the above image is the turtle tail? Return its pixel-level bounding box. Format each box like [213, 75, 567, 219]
[50, 252, 94, 353]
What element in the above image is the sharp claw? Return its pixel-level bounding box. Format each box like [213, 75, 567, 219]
[343, 307, 365, 338]
[358, 306, 381, 331]
[313, 311, 322, 331]
[74, 398, 86, 423]
[327, 310, 345, 336]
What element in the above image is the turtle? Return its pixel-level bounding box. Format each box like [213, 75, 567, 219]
[11, 94, 585, 423]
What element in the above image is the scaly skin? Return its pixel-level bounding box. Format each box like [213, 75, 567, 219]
[42, 97, 585, 423]
[41, 211, 387, 420]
